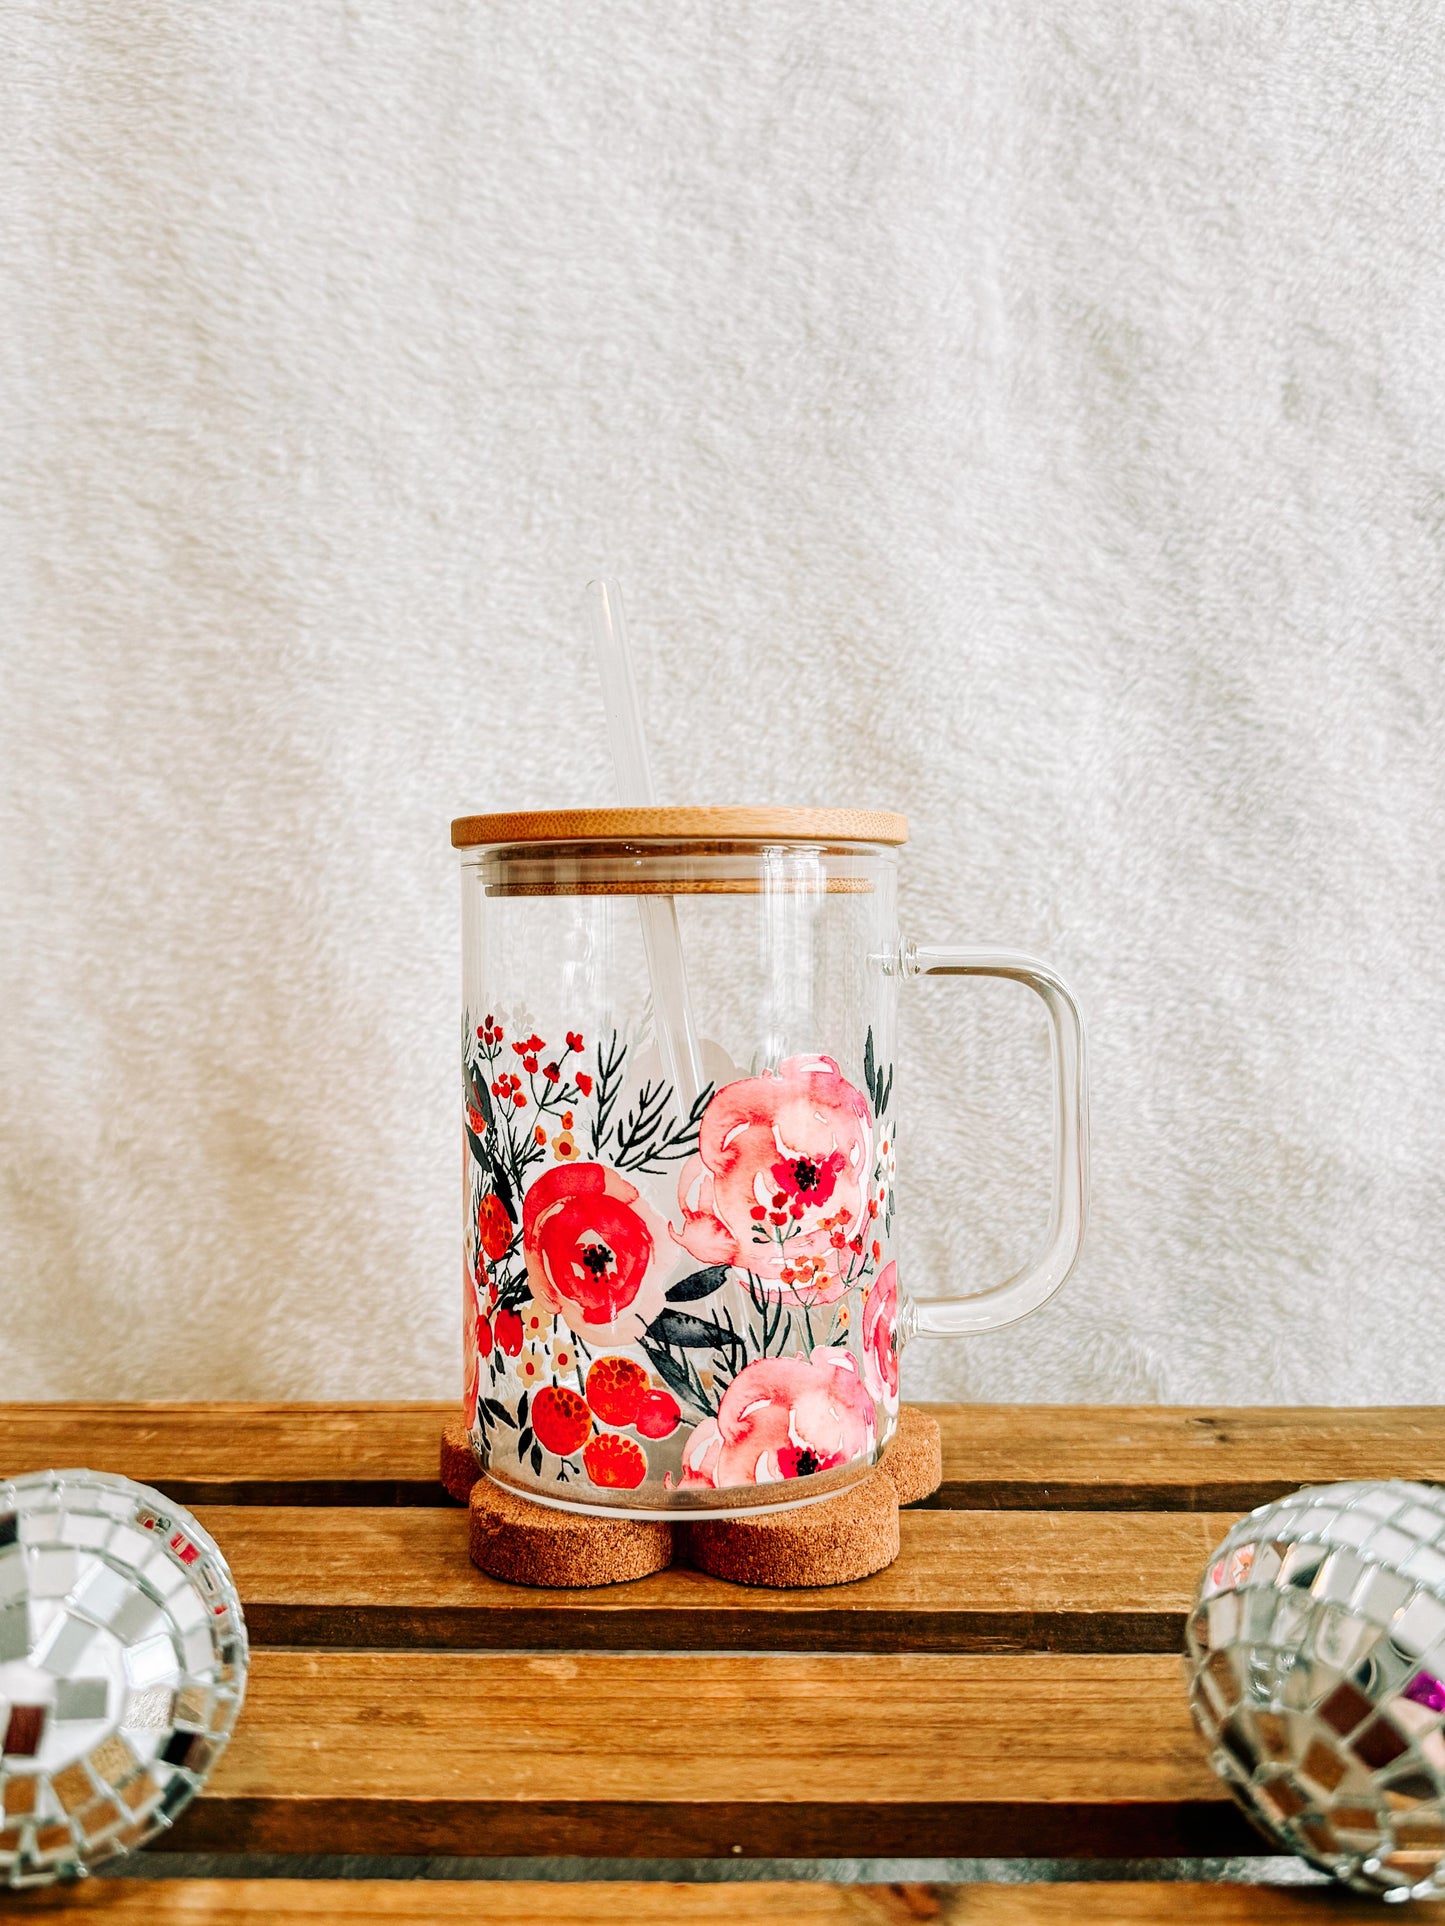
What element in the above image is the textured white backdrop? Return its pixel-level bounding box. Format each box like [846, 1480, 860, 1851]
[3, 1, 1444, 1403]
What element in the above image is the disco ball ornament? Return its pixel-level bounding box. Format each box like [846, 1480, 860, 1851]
[1187, 1480, 1445, 1902]
[0, 1469, 247, 1888]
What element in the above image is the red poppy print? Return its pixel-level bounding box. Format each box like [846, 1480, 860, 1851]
[531, 1385, 592, 1458]
[673, 1055, 872, 1301]
[523, 1161, 667, 1342]
[583, 1432, 648, 1489]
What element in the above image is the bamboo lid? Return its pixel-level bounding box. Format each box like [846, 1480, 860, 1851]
[450, 807, 908, 849]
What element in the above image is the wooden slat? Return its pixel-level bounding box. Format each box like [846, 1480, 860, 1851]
[11, 1879, 1444, 1923]
[132, 1649, 1263, 1860]
[927, 1405, 1445, 1510]
[198, 1504, 1232, 1653]
[0, 1404, 454, 1506]
[5, 1403, 1444, 1510]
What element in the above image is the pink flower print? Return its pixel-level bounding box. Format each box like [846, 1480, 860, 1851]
[862, 1260, 900, 1409]
[677, 1347, 876, 1490]
[673, 1055, 872, 1299]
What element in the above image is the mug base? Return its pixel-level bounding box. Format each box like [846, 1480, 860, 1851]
[484, 1454, 872, 1522]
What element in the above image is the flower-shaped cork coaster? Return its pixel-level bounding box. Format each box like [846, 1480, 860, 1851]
[879, 1405, 943, 1507]
[440, 1419, 484, 1505]
[683, 1468, 898, 1587]
[441, 1404, 943, 1591]
[468, 1479, 673, 1588]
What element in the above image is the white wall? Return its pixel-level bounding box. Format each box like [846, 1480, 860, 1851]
[3, 0, 1443, 1403]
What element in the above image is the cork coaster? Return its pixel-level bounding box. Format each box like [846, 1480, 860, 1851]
[468, 1476, 675, 1588]
[439, 1417, 482, 1503]
[681, 1468, 899, 1589]
[443, 1404, 934, 1589]
[878, 1405, 944, 1506]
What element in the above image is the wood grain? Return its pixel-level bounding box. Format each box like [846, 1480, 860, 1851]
[924, 1405, 1445, 1510]
[10, 1879, 1440, 1923]
[5, 1403, 1441, 1510]
[0, 1404, 455, 1506]
[143, 1649, 1261, 1859]
[197, 1504, 1232, 1653]
[449, 807, 910, 847]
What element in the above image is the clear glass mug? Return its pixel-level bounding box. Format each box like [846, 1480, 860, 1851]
[455, 807, 1087, 1518]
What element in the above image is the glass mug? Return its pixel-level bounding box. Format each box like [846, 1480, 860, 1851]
[455, 807, 1087, 1518]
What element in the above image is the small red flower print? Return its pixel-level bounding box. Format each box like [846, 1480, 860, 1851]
[634, 1387, 681, 1439]
[526, 1033, 545, 1052]
[522, 1054, 539, 1074]
[543, 1062, 560, 1083]
[770, 1149, 846, 1210]
[531, 1385, 592, 1457]
[585, 1355, 648, 1427]
[776, 1442, 843, 1479]
[475, 1314, 493, 1360]
[477, 1193, 513, 1262]
[566, 1031, 584, 1053]
[575, 1072, 593, 1096]
[535, 1125, 547, 1145]
[583, 1432, 648, 1489]
[495, 1307, 525, 1356]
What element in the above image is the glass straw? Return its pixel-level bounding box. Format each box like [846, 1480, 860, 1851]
[586, 579, 704, 1110]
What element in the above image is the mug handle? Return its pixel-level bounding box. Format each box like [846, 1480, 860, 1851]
[900, 942, 1089, 1337]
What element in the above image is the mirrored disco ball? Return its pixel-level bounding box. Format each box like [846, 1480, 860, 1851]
[1187, 1480, 1445, 1902]
[0, 1469, 247, 1888]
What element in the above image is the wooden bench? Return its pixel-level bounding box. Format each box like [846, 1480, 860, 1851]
[4, 1401, 1445, 1920]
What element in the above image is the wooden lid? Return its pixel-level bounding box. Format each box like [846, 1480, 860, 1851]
[451, 807, 908, 848]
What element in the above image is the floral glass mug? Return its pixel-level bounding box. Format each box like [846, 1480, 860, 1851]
[455, 808, 1087, 1518]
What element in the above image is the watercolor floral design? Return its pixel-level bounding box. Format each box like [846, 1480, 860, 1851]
[861, 1260, 900, 1412]
[463, 1010, 899, 1495]
[678, 1349, 876, 1489]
